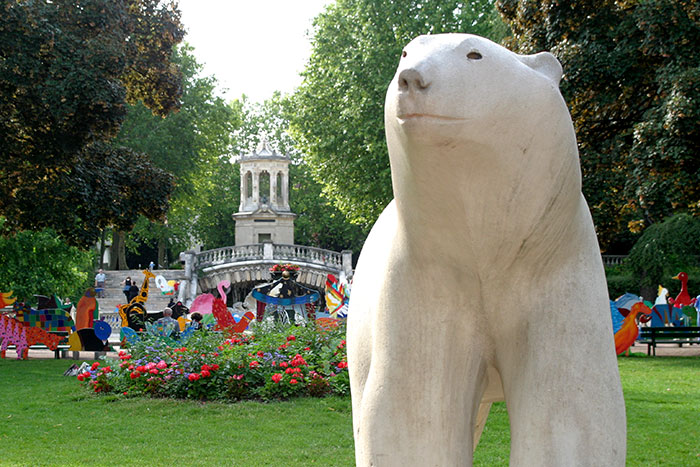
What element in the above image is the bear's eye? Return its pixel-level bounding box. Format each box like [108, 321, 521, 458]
[402, 50, 407, 58]
[467, 51, 482, 60]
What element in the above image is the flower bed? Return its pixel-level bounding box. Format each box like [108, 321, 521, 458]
[77, 322, 349, 401]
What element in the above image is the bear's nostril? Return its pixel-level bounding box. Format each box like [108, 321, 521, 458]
[398, 69, 430, 91]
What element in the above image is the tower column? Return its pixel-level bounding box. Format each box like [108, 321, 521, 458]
[270, 172, 278, 207]
[282, 172, 289, 208]
[252, 170, 260, 205]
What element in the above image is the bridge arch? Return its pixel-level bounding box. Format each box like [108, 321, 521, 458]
[179, 243, 353, 304]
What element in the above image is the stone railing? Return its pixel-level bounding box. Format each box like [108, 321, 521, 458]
[195, 244, 265, 268]
[193, 243, 348, 272]
[602, 255, 627, 267]
[272, 244, 343, 268]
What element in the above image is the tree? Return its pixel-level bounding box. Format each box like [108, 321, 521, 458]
[0, 0, 184, 248]
[113, 45, 240, 263]
[496, 0, 699, 251]
[289, 0, 509, 228]
[0, 220, 94, 303]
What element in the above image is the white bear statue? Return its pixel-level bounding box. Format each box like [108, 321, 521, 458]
[347, 34, 626, 466]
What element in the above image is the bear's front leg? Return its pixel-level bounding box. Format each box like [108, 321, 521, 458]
[496, 270, 626, 467]
[351, 269, 492, 467]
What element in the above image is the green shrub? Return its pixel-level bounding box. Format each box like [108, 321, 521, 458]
[627, 214, 700, 291]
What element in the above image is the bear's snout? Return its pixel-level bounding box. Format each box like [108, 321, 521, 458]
[398, 68, 431, 93]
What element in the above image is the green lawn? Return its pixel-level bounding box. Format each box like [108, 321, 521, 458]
[0, 357, 697, 466]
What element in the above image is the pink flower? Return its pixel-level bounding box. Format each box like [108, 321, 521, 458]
[145, 362, 156, 371]
[156, 361, 167, 369]
[271, 373, 283, 383]
[149, 369, 159, 375]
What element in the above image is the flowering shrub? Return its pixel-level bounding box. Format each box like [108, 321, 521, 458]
[269, 263, 300, 273]
[77, 321, 349, 402]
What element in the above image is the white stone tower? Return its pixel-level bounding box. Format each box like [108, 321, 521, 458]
[233, 140, 296, 245]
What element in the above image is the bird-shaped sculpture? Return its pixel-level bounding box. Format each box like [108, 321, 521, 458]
[189, 280, 230, 316]
[208, 280, 255, 335]
[669, 272, 694, 309]
[614, 302, 652, 355]
[0, 291, 16, 309]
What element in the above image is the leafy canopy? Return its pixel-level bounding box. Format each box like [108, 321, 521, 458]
[0, 0, 185, 247]
[497, 0, 700, 251]
[290, 0, 509, 228]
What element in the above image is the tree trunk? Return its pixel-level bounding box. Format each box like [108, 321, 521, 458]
[158, 237, 167, 269]
[117, 231, 128, 270]
[109, 230, 119, 270]
[98, 229, 107, 269]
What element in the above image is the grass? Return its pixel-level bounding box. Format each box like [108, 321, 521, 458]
[1, 357, 698, 465]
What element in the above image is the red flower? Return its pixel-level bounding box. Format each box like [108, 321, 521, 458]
[201, 370, 211, 378]
[77, 374, 85, 381]
[257, 351, 264, 357]
[211, 364, 219, 371]
[287, 335, 296, 341]
[102, 366, 112, 373]
[149, 369, 159, 375]
[290, 379, 298, 385]
[285, 368, 294, 374]
[271, 373, 283, 383]
[249, 361, 260, 368]
[279, 361, 288, 368]
[337, 361, 348, 369]
[188, 373, 200, 381]
[201, 364, 210, 372]
[91, 362, 100, 370]
[304, 347, 311, 351]
[130, 371, 141, 379]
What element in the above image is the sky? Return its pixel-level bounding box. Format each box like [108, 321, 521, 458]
[177, 1, 332, 103]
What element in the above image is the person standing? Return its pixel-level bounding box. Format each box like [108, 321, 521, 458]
[149, 261, 155, 271]
[94, 269, 106, 298]
[121, 276, 132, 302]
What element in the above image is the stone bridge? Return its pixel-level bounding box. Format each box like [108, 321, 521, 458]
[178, 243, 353, 304]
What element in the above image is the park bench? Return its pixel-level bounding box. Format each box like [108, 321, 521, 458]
[637, 326, 700, 356]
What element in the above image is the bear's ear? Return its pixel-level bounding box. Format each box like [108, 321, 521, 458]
[518, 52, 562, 86]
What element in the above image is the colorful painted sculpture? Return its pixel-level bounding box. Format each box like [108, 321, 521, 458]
[614, 302, 652, 355]
[670, 272, 695, 309]
[75, 288, 98, 330]
[325, 274, 351, 318]
[189, 281, 228, 316]
[13, 300, 76, 332]
[118, 270, 155, 329]
[207, 280, 255, 335]
[0, 314, 64, 359]
[1, 291, 16, 308]
[155, 275, 176, 295]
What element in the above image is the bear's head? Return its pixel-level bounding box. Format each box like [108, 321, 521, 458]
[384, 34, 584, 265]
[385, 34, 567, 148]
